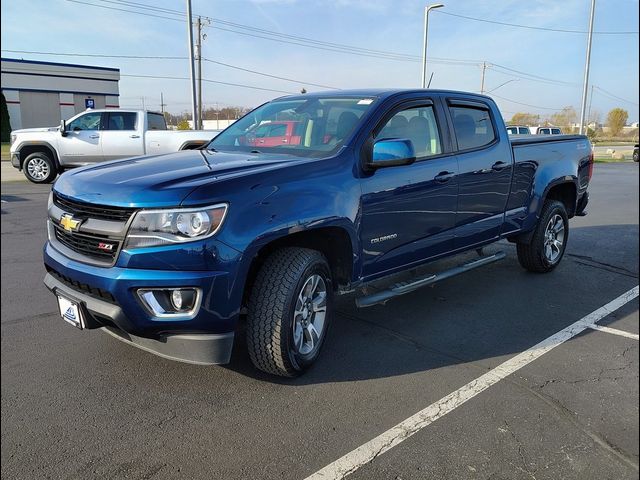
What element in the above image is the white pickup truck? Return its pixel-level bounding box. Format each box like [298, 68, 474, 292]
[10, 109, 219, 183]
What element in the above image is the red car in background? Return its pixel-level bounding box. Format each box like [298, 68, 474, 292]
[243, 121, 303, 147]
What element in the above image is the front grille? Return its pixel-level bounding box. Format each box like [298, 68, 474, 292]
[54, 225, 120, 263]
[46, 266, 116, 303]
[53, 192, 135, 222]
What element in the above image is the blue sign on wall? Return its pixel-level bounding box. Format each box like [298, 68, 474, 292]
[85, 98, 95, 109]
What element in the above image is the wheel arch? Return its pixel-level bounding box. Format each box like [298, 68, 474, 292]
[542, 180, 578, 218]
[240, 226, 355, 309]
[17, 142, 60, 170]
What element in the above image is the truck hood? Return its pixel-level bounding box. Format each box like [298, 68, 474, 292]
[12, 126, 59, 134]
[53, 149, 303, 208]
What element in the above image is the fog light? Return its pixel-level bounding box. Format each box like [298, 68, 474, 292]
[137, 288, 201, 318]
[171, 289, 183, 310]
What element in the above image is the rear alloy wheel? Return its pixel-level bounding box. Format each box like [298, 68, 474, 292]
[246, 247, 332, 377]
[23, 152, 57, 184]
[517, 200, 569, 273]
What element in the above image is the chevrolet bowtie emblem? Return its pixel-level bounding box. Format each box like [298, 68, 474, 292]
[60, 214, 81, 232]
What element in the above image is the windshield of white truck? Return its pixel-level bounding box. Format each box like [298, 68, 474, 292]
[207, 96, 376, 158]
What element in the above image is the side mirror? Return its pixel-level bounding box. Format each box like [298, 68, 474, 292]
[368, 138, 416, 169]
[60, 120, 67, 137]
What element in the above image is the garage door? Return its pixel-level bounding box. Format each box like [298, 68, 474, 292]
[19, 92, 61, 128]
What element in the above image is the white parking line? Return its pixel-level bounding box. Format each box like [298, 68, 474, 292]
[588, 324, 639, 340]
[306, 285, 639, 480]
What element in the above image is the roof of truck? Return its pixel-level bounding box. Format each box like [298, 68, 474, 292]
[277, 89, 493, 101]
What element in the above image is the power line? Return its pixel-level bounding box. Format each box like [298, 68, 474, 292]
[1, 63, 296, 94]
[490, 93, 563, 111]
[2, 49, 338, 90]
[201, 58, 337, 90]
[65, 0, 481, 65]
[489, 63, 576, 87]
[2, 49, 185, 60]
[435, 10, 639, 35]
[593, 86, 639, 106]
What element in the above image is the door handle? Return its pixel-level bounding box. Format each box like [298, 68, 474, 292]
[434, 171, 456, 183]
[491, 161, 508, 171]
[89, 134, 100, 139]
[129, 134, 140, 138]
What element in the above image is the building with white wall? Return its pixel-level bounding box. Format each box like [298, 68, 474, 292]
[1, 58, 120, 130]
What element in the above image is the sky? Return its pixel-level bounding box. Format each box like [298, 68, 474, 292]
[1, 0, 639, 122]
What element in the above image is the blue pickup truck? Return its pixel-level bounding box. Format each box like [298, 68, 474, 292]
[43, 89, 592, 377]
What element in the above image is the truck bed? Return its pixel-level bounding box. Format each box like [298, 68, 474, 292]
[509, 134, 587, 146]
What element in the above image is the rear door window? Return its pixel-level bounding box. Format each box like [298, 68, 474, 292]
[449, 106, 496, 151]
[105, 112, 137, 131]
[147, 113, 167, 130]
[551, 128, 561, 134]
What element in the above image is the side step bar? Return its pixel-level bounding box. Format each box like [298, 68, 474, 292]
[355, 251, 506, 308]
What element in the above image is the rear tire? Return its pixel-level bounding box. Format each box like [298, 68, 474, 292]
[246, 247, 332, 377]
[517, 200, 569, 273]
[23, 152, 57, 184]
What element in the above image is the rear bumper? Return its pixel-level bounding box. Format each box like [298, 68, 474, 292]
[576, 191, 589, 216]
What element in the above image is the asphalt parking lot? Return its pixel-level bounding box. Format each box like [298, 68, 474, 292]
[1, 163, 638, 480]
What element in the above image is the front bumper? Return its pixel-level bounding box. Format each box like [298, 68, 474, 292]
[43, 242, 238, 365]
[11, 152, 20, 169]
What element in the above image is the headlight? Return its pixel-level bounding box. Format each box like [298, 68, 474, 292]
[124, 204, 228, 249]
[10, 134, 16, 146]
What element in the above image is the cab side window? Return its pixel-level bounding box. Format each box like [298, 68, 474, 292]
[67, 112, 102, 131]
[104, 112, 137, 131]
[377, 106, 442, 158]
[450, 106, 496, 150]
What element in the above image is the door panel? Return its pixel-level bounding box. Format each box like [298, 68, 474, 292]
[58, 111, 103, 165]
[448, 104, 512, 248]
[361, 157, 458, 278]
[101, 112, 144, 160]
[360, 103, 458, 279]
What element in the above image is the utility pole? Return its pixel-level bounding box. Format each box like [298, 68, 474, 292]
[160, 92, 166, 113]
[141, 96, 145, 110]
[421, 4, 444, 88]
[480, 61, 487, 94]
[186, 0, 198, 130]
[196, 16, 203, 130]
[579, 0, 596, 135]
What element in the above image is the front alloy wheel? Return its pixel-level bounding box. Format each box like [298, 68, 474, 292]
[292, 274, 327, 356]
[247, 247, 333, 377]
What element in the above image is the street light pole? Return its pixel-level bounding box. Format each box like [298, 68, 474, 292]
[579, 0, 596, 135]
[421, 3, 444, 88]
[186, 0, 198, 130]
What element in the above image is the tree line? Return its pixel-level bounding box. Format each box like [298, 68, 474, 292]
[508, 107, 634, 138]
[164, 105, 251, 127]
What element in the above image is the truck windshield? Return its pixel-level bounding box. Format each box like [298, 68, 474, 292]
[207, 96, 376, 158]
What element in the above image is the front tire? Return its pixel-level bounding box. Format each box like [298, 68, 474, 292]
[246, 247, 333, 377]
[517, 200, 569, 273]
[23, 152, 57, 184]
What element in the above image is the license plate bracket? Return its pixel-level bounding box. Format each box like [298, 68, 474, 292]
[57, 295, 85, 329]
